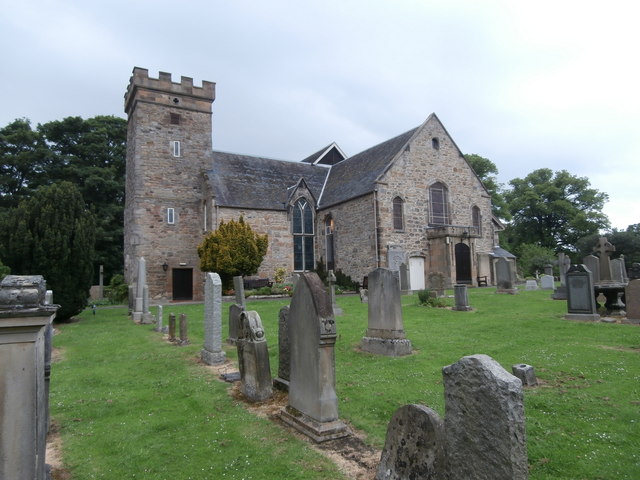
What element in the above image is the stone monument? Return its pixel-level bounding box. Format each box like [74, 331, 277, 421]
[132, 257, 153, 323]
[280, 272, 349, 442]
[237, 310, 273, 402]
[565, 264, 600, 321]
[273, 305, 291, 391]
[495, 258, 517, 294]
[453, 284, 472, 311]
[201, 273, 226, 365]
[361, 268, 412, 356]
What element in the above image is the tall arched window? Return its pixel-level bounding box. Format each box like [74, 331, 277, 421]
[472, 205, 481, 234]
[293, 198, 314, 271]
[429, 182, 450, 225]
[393, 196, 404, 231]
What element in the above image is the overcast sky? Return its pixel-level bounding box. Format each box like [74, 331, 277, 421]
[2, 0, 638, 231]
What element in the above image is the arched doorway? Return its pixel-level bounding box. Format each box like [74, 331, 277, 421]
[455, 243, 472, 284]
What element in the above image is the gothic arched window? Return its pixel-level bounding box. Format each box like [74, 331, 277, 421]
[393, 196, 404, 231]
[472, 205, 481, 234]
[293, 198, 314, 271]
[429, 182, 450, 225]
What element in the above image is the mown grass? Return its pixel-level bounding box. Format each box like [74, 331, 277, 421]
[51, 287, 640, 479]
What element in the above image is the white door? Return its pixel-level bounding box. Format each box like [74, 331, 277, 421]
[409, 257, 425, 291]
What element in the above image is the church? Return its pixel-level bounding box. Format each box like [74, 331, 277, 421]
[124, 67, 504, 301]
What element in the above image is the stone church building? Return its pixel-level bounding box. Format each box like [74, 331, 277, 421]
[124, 68, 504, 301]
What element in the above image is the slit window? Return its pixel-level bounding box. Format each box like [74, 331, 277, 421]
[171, 141, 181, 157]
[167, 208, 175, 225]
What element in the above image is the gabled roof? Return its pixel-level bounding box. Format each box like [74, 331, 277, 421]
[207, 151, 329, 210]
[301, 143, 347, 166]
[318, 126, 419, 207]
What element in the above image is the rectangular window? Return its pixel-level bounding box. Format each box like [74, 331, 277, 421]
[167, 208, 175, 225]
[171, 141, 181, 157]
[170, 113, 181, 125]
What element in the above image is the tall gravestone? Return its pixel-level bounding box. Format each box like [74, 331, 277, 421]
[236, 310, 272, 402]
[154, 305, 164, 332]
[582, 254, 600, 284]
[361, 268, 412, 356]
[443, 354, 528, 480]
[327, 270, 343, 315]
[565, 264, 600, 321]
[274, 305, 290, 391]
[376, 404, 446, 480]
[233, 275, 246, 309]
[625, 279, 640, 324]
[552, 252, 570, 300]
[610, 258, 626, 284]
[280, 272, 349, 442]
[0, 275, 59, 480]
[132, 257, 153, 323]
[226, 276, 246, 345]
[201, 273, 226, 365]
[495, 258, 517, 294]
[453, 284, 472, 311]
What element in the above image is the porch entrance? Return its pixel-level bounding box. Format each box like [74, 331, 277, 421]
[455, 243, 472, 284]
[172, 268, 193, 300]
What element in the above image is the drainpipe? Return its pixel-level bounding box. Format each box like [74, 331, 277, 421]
[373, 189, 380, 267]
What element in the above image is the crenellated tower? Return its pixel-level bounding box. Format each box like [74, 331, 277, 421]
[124, 67, 215, 301]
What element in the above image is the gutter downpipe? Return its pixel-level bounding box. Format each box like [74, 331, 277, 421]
[373, 188, 380, 267]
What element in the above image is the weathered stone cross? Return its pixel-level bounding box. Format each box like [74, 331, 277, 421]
[593, 237, 615, 282]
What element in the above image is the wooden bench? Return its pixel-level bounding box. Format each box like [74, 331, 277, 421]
[477, 276, 488, 287]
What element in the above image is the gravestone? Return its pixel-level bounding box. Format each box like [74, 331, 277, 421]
[582, 254, 600, 284]
[540, 274, 555, 290]
[565, 264, 600, 321]
[443, 354, 528, 480]
[132, 257, 154, 324]
[361, 268, 412, 356]
[233, 275, 246, 309]
[0, 275, 59, 480]
[628, 263, 640, 280]
[227, 303, 244, 345]
[359, 287, 368, 303]
[376, 404, 446, 480]
[525, 279, 538, 290]
[387, 247, 406, 273]
[398, 263, 410, 292]
[280, 272, 349, 442]
[201, 273, 226, 365]
[453, 284, 472, 311]
[625, 279, 640, 324]
[593, 237, 615, 283]
[154, 305, 164, 332]
[544, 264, 553, 276]
[620, 255, 629, 283]
[495, 258, 517, 294]
[178, 313, 189, 345]
[236, 310, 273, 402]
[327, 270, 343, 315]
[168, 313, 176, 342]
[428, 272, 446, 297]
[274, 305, 290, 391]
[610, 258, 626, 284]
[512, 363, 538, 386]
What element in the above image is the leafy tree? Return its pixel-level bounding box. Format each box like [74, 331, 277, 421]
[2, 182, 95, 320]
[464, 153, 510, 221]
[503, 169, 609, 252]
[0, 258, 10, 281]
[0, 119, 49, 208]
[575, 225, 640, 265]
[197, 216, 268, 289]
[514, 243, 557, 277]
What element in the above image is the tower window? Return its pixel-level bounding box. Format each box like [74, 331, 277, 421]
[170, 113, 181, 125]
[432, 137, 440, 150]
[171, 141, 181, 157]
[167, 208, 175, 225]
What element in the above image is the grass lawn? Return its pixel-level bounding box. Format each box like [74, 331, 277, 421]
[50, 287, 639, 479]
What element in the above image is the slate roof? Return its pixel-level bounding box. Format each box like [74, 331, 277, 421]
[318, 127, 419, 207]
[207, 151, 329, 210]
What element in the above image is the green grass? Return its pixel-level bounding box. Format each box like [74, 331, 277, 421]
[51, 287, 640, 479]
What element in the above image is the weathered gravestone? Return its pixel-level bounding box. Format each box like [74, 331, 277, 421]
[443, 354, 528, 480]
[201, 273, 226, 364]
[280, 272, 349, 442]
[453, 284, 472, 311]
[236, 310, 273, 402]
[327, 270, 343, 315]
[625, 279, 640, 324]
[399, 263, 410, 292]
[376, 404, 446, 480]
[552, 252, 570, 300]
[610, 258, 626, 284]
[168, 313, 176, 342]
[565, 264, 600, 321]
[495, 258, 517, 294]
[154, 305, 164, 332]
[593, 237, 616, 283]
[359, 287, 368, 303]
[583, 254, 600, 284]
[0, 275, 59, 480]
[178, 313, 189, 345]
[544, 264, 553, 276]
[512, 363, 538, 386]
[132, 257, 154, 323]
[540, 274, 555, 290]
[361, 268, 412, 356]
[525, 279, 538, 291]
[274, 305, 290, 391]
[228, 303, 243, 345]
[628, 263, 640, 280]
[428, 272, 446, 297]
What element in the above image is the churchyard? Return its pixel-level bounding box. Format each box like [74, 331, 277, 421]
[48, 286, 638, 479]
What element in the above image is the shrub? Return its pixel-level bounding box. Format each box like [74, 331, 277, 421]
[106, 274, 128, 304]
[417, 288, 448, 308]
[274, 267, 287, 284]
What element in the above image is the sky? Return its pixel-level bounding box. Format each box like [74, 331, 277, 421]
[2, 0, 638, 231]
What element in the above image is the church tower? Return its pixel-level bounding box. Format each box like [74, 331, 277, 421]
[124, 67, 215, 301]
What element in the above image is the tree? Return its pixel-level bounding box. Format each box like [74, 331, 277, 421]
[514, 243, 557, 277]
[1, 182, 95, 320]
[503, 169, 609, 252]
[197, 216, 268, 289]
[575, 225, 640, 265]
[464, 154, 510, 221]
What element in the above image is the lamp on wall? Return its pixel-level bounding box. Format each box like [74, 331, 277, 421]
[162, 262, 168, 272]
